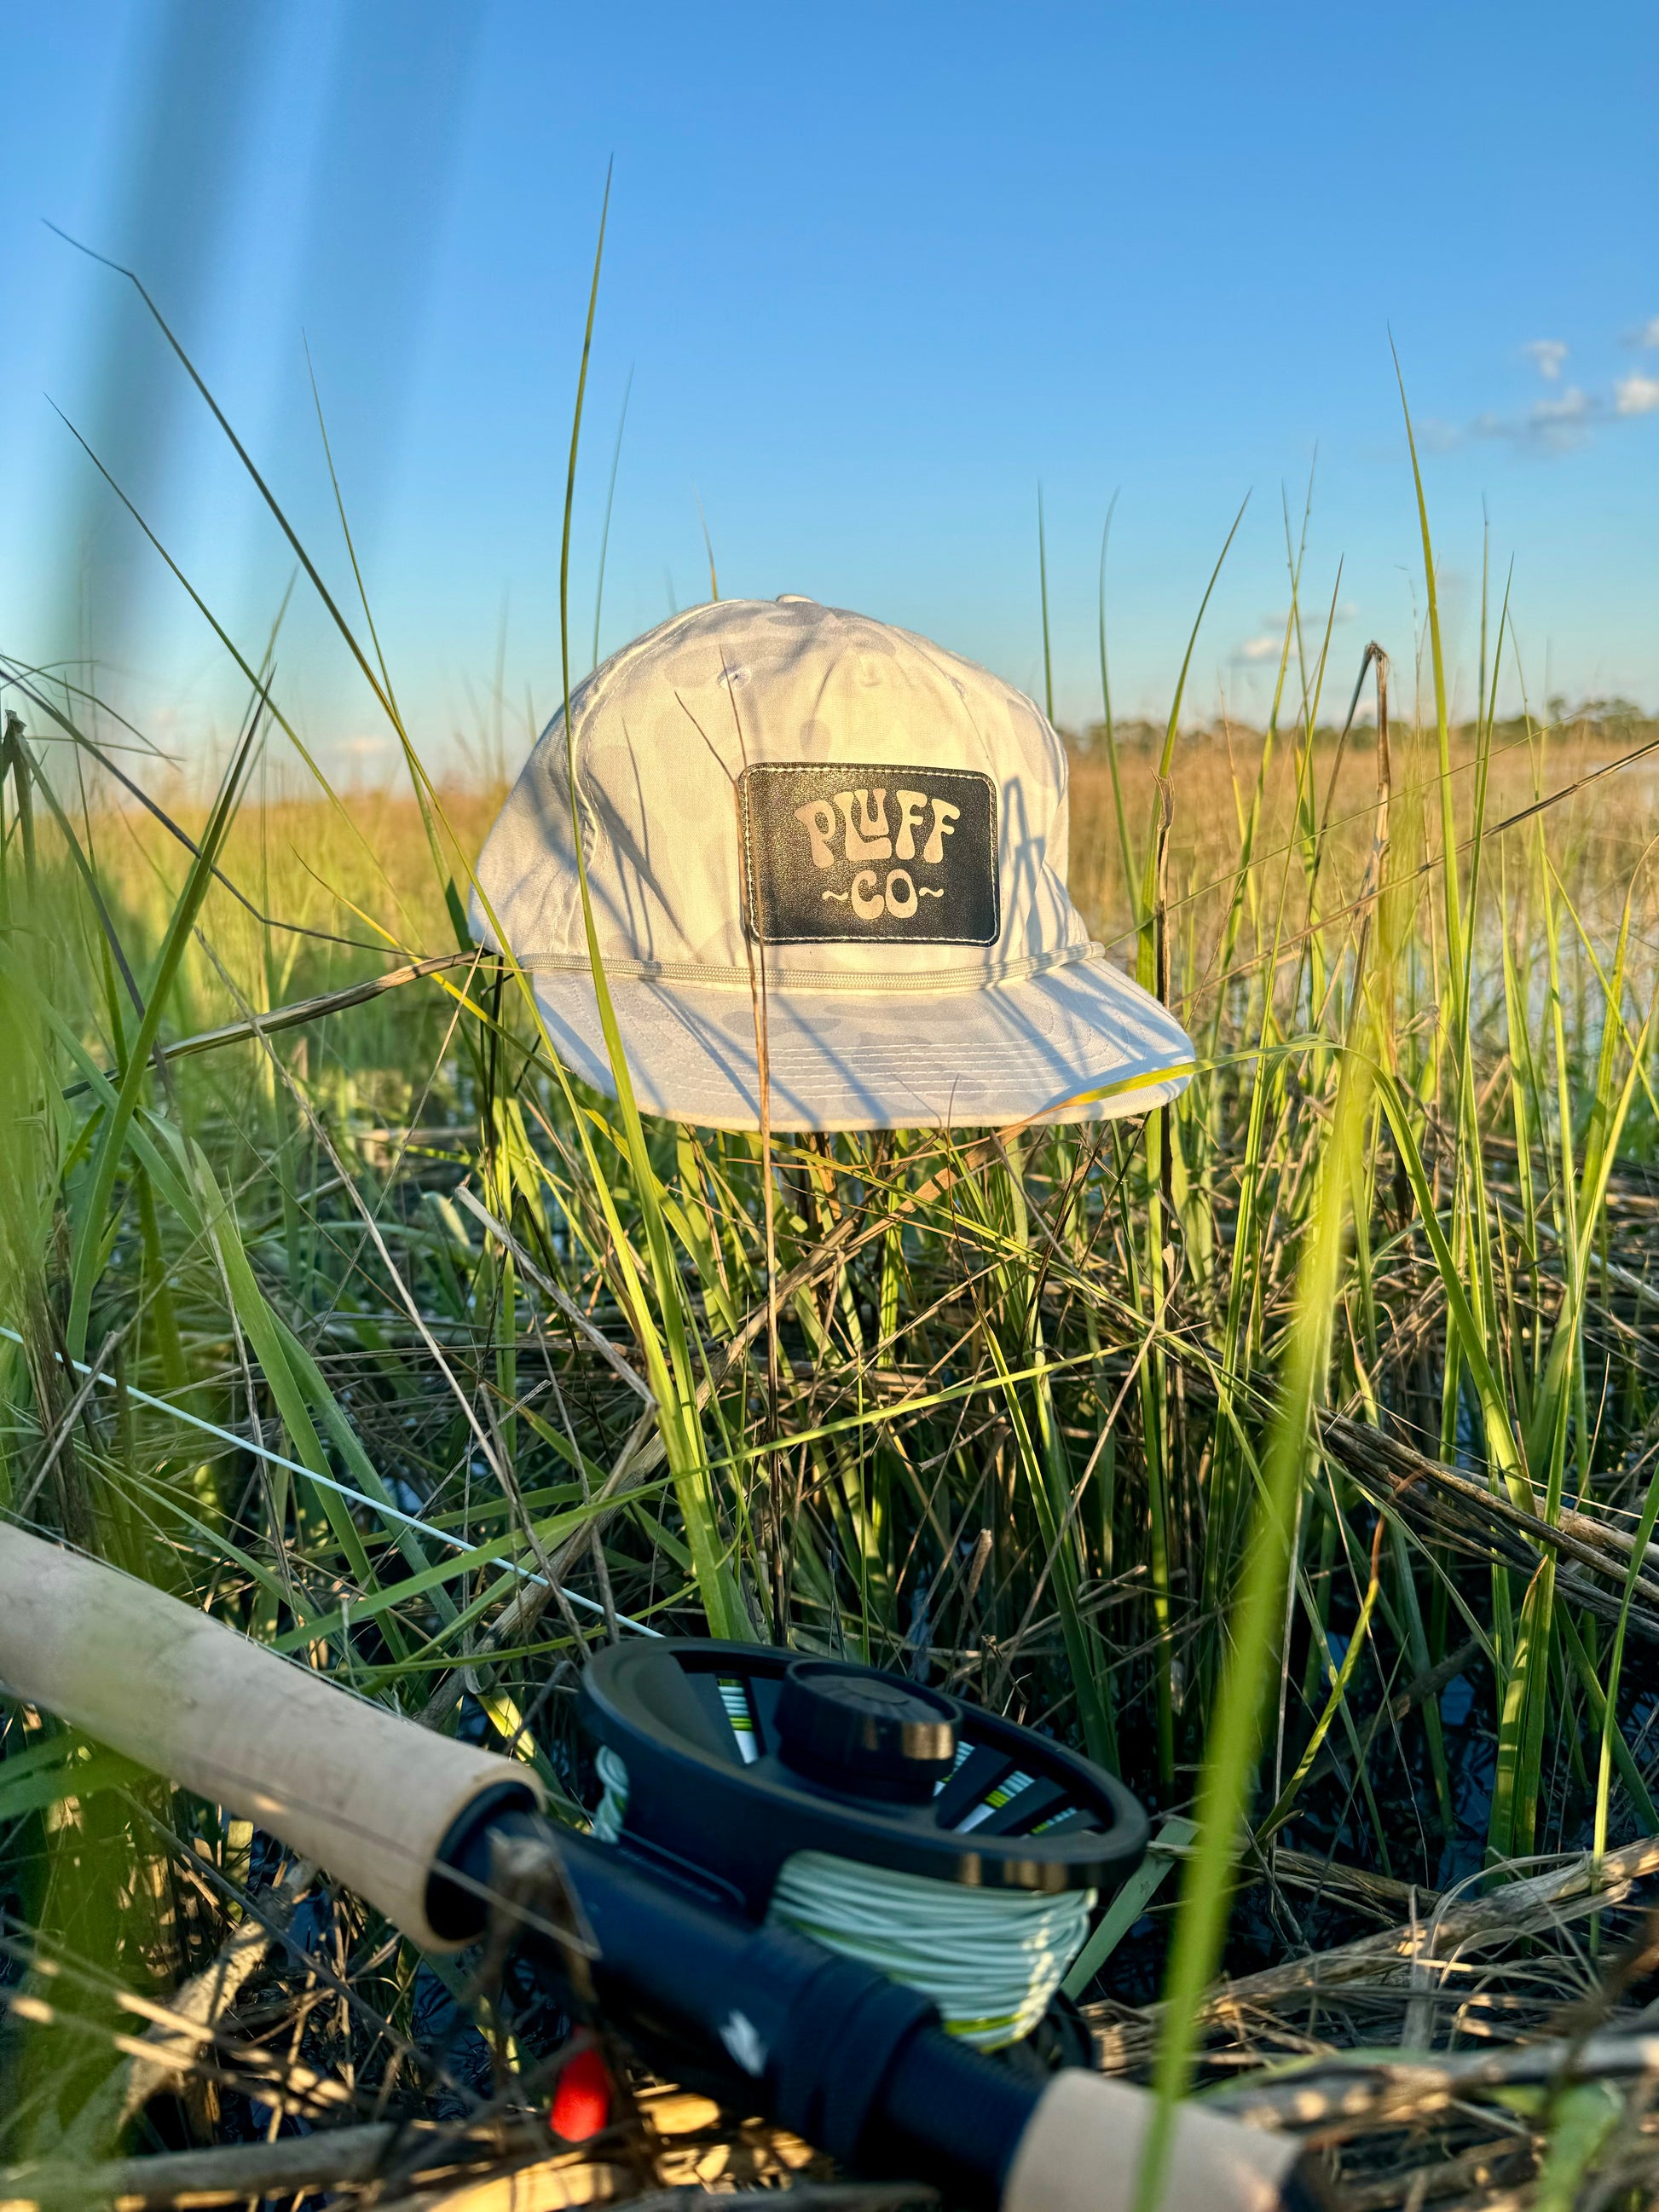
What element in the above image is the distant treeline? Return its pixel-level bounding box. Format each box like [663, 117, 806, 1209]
[1065, 697, 1658, 752]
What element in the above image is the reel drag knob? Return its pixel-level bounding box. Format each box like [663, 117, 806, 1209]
[776, 1660, 957, 1804]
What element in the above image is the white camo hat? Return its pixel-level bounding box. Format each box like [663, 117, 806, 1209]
[471, 598, 1194, 1132]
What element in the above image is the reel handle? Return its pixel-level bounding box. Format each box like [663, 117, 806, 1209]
[0, 1524, 540, 1950]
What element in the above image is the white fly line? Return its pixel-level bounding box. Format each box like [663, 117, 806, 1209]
[590, 1742, 1093, 2049]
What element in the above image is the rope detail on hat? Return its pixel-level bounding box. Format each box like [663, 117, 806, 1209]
[523, 939, 1107, 996]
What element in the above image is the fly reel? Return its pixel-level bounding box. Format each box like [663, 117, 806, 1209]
[579, 1643, 1147, 2053]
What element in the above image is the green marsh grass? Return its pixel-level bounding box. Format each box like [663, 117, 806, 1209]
[4, 321, 1659, 2202]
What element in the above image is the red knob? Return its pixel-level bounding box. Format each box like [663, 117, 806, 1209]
[549, 2043, 613, 2143]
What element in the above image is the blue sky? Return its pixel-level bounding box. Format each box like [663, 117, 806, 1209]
[2, 0, 1655, 777]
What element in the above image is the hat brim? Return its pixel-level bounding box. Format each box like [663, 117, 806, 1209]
[526, 954, 1194, 1133]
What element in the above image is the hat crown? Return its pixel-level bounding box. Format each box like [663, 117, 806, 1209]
[472, 598, 1090, 985]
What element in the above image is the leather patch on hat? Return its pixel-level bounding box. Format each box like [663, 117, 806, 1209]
[739, 764, 998, 945]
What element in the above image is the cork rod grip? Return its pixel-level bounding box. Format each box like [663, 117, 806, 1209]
[1002, 2071, 1309, 2212]
[0, 1526, 542, 1950]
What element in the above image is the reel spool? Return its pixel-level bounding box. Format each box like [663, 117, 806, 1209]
[580, 1643, 1147, 2053]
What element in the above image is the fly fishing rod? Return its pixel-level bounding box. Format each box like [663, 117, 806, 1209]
[0, 1528, 1327, 2212]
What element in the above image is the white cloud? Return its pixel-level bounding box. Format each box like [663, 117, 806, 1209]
[1235, 635, 1281, 663]
[1470, 384, 1598, 449]
[1448, 327, 1659, 451]
[1533, 384, 1593, 426]
[1523, 338, 1568, 381]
